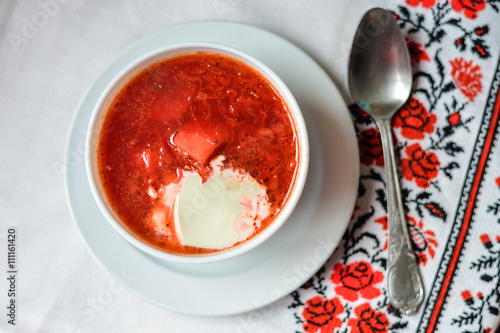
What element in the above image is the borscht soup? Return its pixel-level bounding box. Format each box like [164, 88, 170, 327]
[96, 51, 301, 255]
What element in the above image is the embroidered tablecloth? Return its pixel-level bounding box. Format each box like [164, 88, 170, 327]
[1, 0, 499, 332]
[286, 1, 500, 332]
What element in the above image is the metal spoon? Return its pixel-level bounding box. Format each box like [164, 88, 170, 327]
[348, 7, 424, 315]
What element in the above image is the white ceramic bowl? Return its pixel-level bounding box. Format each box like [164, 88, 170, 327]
[86, 42, 309, 264]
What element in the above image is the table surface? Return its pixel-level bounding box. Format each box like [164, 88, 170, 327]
[1, 1, 499, 332]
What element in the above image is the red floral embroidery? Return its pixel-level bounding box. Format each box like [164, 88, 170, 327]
[406, 39, 431, 65]
[359, 128, 384, 167]
[393, 97, 436, 139]
[402, 143, 440, 188]
[425, 203, 446, 219]
[408, 215, 438, 265]
[302, 296, 344, 333]
[330, 261, 384, 302]
[480, 233, 493, 249]
[455, 37, 465, 49]
[406, 0, 438, 8]
[474, 27, 488, 35]
[450, 58, 483, 102]
[374, 216, 388, 251]
[495, 177, 500, 187]
[347, 303, 390, 333]
[451, 0, 486, 19]
[480, 234, 491, 244]
[449, 112, 461, 126]
[461, 290, 474, 305]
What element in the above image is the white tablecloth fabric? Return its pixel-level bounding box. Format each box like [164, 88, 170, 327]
[0, 1, 367, 332]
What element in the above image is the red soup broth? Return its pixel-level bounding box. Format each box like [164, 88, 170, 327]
[97, 52, 299, 255]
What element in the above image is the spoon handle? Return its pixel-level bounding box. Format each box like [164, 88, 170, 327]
[377, 118, 425, 315]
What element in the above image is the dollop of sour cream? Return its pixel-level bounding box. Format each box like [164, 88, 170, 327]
[149, 156, 270, 249]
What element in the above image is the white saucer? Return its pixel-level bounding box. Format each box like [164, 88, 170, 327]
[66, 21, 359, 316]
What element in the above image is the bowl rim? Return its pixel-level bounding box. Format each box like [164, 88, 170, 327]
[85, 41, 309, 264]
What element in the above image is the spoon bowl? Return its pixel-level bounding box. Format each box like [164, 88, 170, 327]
[348, 7, 425, 315]
[349, 8, 413, 118]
